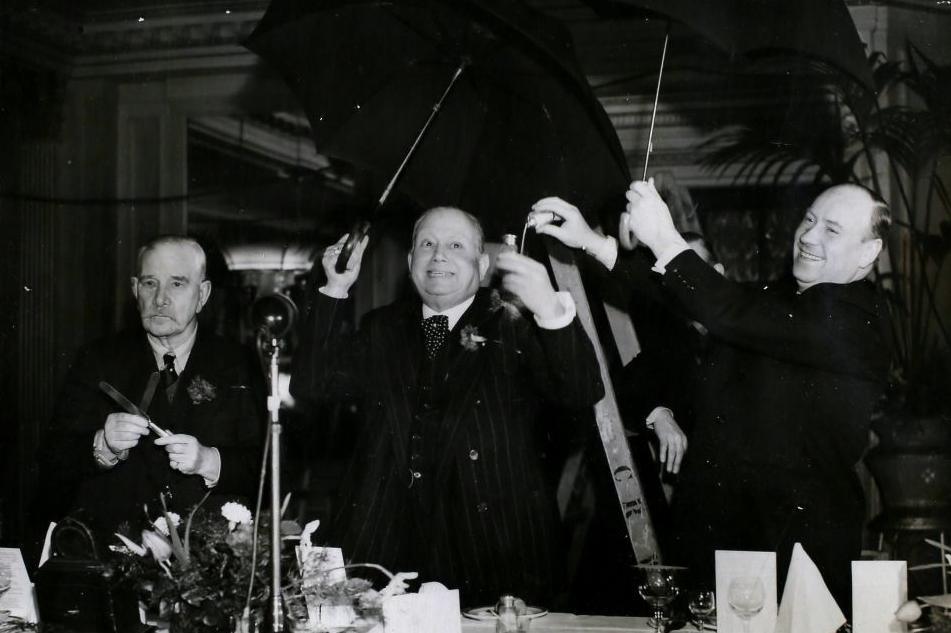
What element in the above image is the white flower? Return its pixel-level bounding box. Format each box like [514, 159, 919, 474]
[895, 600, 922, 623]
[152, 512, 181, 536]
[221, 502, 253, 530]
[114, 532, 147, 557]
[141, 529, 172, 563]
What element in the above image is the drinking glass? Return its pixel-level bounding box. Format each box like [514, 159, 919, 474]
[688, 590, 715, 631]
[636, 566, 682, 632]
[727, 576, 765, 633]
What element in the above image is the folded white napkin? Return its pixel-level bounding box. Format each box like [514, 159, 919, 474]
[383, 581, 461, 633]
[774, 543, 845, 633]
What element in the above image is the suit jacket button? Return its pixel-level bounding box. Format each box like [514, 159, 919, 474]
[476, 502, 488, 513]
[469, 449, 479, 460]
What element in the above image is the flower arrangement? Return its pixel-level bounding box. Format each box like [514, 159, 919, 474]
[111, 493, 272, 633]
[111, 496, 409, 633]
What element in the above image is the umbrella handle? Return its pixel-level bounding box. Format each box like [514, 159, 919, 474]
[334, 220, 372, 274]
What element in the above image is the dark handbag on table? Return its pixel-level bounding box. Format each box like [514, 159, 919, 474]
[34, 517, 144, 633]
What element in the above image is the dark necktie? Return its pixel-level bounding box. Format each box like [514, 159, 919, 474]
[421, 315, 449, 359]
[162, 353, 179, 402]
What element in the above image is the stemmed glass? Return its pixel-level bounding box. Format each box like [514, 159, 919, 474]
[687, 590, 716, 632]
[636, 565, 683, 632]
[727, 576, 765, 633]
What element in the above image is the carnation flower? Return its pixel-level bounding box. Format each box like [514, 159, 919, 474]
[221, 502, 253, 530]
[459, 325, 487, 351]
[186, 375, 217, 404]
[152, 512, 181, 536]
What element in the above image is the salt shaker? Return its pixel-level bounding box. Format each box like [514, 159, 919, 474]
[495, 594, 518, 633]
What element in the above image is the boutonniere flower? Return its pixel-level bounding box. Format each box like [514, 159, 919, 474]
[186, 375, 217, 405]
[460, 324, 488, 351]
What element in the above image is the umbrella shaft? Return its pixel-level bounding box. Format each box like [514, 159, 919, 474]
[642, 29, 670, 181]
[378, 62, 468, 207]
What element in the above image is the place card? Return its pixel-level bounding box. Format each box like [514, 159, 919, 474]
[852, 560, 907, 633]
[715, 550, 777, 633]
[0, 547, 38, 624]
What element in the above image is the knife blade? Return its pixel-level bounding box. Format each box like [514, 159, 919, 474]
[139, 371, 161, 415]
[99, 380, 172, 438]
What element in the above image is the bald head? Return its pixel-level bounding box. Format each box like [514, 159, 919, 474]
[792, 184, 890, 291]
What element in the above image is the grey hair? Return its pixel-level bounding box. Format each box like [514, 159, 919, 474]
[135, 235, 207, 280]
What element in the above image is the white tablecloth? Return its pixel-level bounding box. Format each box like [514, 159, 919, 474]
[462, 612, 690, 632]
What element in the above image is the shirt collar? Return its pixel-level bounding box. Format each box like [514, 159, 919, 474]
[146, 325, 198, 375]
[421, 294, 476, 331]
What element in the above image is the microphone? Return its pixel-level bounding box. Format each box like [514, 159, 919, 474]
[251, 292, 298, 340]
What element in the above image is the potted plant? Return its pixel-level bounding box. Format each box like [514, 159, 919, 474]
[699, 45, 951, 524]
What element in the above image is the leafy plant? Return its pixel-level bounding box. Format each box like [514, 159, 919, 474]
[111, 496, 273, 633]
[701, 45, 951, 415]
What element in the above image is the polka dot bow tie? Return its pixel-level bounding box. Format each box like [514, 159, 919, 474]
[422, 314, 450, 359]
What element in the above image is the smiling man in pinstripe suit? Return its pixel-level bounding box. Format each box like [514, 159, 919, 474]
[291, 207, 604, 607]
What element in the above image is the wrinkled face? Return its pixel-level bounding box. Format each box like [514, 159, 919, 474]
[131, 242, 211, 344]
[407, 209, 489, 312]
[792, 186, 881, 291]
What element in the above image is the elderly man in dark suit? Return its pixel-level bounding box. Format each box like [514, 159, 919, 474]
[37, 236, 262, 537]
[291, 206, 603, 607]
[534, 182, 891, 610]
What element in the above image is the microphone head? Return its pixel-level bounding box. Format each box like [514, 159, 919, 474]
[251, 293, 298, 339]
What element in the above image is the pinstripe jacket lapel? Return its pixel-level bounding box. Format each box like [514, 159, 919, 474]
[378, 297, 424, 473]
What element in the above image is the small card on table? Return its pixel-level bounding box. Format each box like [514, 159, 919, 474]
[852, 560, 907, 633]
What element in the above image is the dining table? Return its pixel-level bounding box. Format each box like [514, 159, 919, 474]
[462, 612, 698, 632]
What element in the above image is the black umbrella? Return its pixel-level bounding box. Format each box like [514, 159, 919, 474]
[245, 0, 630, 245]
[600, 0, 874, 180]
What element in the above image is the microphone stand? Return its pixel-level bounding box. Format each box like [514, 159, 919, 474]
[265, 335, 284, 632]
[251, 292, 298, 633]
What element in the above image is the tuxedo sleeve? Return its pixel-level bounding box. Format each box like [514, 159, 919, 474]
[290, 292, 369, 406]
[521, 315, 604, 408]
[662, 250, 887, 381]
[34, 346, 110, 523]
[212, 344, 265, 496]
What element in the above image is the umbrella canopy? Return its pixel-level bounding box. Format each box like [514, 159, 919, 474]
[245, 0, 631, 237]
[608, 0, 874, 92]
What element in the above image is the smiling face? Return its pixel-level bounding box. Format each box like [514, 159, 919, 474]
[792, 185, 883, 291]
[407, 207, 489, 312]
[131, 239, 211, 347]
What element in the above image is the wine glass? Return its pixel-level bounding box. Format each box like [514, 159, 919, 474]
[727, 576, 765, 633]
[636, 565, 683, 632]
[688, 590, 716, 632]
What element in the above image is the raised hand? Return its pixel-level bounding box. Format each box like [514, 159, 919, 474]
[495, 251, 563, 321]
[321, 233, 369, 296]
[622, 178, 682, 255]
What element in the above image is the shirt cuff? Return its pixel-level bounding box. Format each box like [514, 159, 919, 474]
[93, 429, 128, 468]
[534, 291, 576, 330]
[318, 285, 349, 299]
[584, 235, 618, 271]
[200, 447, 222, 488]
[650, 240, 690, 275]
[645, 406, 674, 430]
